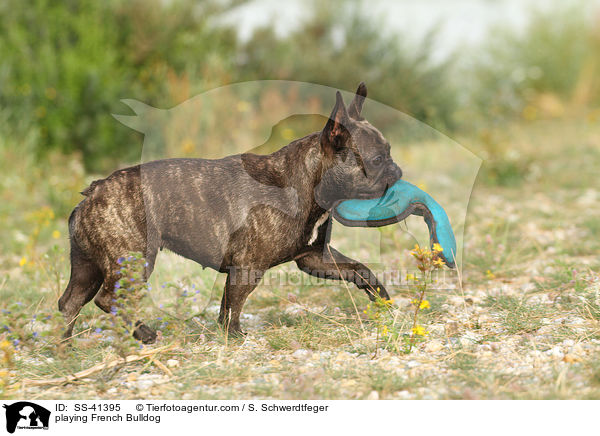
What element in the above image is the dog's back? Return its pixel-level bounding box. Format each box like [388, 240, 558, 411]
[71, 155, 304, 272]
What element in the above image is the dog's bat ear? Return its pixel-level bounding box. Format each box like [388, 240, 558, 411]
[321, 91, 350, 151]
[348, 82, 367, 119]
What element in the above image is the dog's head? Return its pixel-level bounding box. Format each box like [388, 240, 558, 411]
[315, 83, 403, 209]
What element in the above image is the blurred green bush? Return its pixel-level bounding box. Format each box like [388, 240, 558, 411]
[0, 0, 598, 175]
[0, 0, 457, 171]
[237, 2, 458, 131]
[466, 4, 600, 124]
[0, 0, 237, 171]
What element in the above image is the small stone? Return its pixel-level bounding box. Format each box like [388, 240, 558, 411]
[428, 324, 445, 335]
[292, 349, 310, 359]
[459, 337, 472, 349]
[449, 296, 464, 306]
[545, 346, 564, 359]
[136, 380, 155, 391]
[425, 340, 443, 353]
[285, 304, 304, 316]
[562, 354, 582, 363]
[135, 374, 162, 391]
[394, 297, 412, 308]
[572, 344, 585, 355]
[341, 379, 357, 389]
[530, 350, 544, 358]
[537, 325, 554, 335]
[166, 359, 180, 368]
[397, 390, 411, 399]
[445, 321, 460, 337]
[477, 314, 494, 325]
[334, 351, 349, 361]
[366, 390, 379, 400]
[463, 330, 483, 342]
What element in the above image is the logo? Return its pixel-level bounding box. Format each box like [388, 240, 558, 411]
[2, 402, 50, 434]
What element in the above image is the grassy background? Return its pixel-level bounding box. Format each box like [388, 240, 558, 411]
[0, 0, 599, 399]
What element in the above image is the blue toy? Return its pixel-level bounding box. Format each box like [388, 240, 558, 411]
[333, 179, 457, 268]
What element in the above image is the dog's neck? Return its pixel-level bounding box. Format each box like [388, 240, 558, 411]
[280, 132, 336, 213]
[241, 131, 334, 221]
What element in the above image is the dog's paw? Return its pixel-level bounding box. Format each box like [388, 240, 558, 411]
[227, 328, 247, 339]
[133, 323, 158, 344]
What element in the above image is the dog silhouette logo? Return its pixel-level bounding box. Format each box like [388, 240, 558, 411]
[2, 402, 50, 433]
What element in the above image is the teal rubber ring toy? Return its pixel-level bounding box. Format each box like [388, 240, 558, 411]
[333, 179, 457, 268]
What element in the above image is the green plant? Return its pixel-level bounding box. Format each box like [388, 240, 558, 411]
[96, 252, 151, 356]
[467, 4, 600, 122]
[483, 295, 549, 335]
[0, 0, 238, 171]
[477, 129, 532, 187]
[239, 1, 458, 131]
[405, 243, 445, 351]
[363, 243, 444, 355]
[363, 295, 396, 355]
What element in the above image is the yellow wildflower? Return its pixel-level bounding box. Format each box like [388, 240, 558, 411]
[406, 273, 416, 281]
[486, 269, 495, 279]
[19, 257, 27, 267]
[411, 325, 428, 336]
[411, 299, 430, 309]
[52, 230, 61, 239]
[432, 243, 443, 252]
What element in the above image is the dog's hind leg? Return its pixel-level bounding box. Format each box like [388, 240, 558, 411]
[93, 248, 158, 344]
[58, 247, 104, 340]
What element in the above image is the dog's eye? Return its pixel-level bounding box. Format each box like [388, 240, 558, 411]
[372, 155, 384, 166]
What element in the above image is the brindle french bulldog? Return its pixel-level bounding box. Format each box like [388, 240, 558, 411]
[58, 83, 403, 343]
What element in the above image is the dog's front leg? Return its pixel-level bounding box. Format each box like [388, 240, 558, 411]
[295, 245, 390, 301]
[218, 266, 264, 335]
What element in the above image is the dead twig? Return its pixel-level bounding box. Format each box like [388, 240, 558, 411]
[20, 344, 175, 387]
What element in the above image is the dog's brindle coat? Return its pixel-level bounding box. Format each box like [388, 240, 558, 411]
[58, 83, 403, 343]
